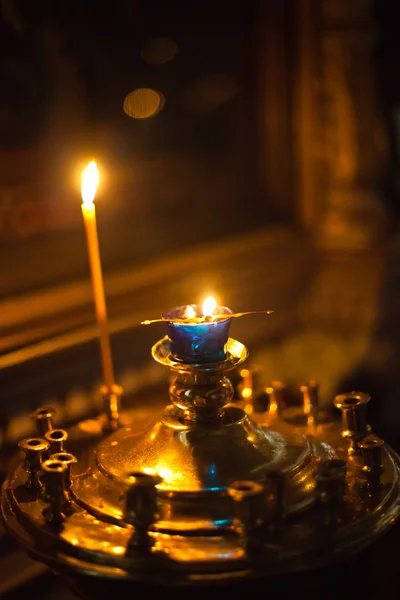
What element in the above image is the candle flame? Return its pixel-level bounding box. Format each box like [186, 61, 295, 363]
[185, 305, 196, 319]
[202, 296, 217, 317]
[81, 161, 99, 206]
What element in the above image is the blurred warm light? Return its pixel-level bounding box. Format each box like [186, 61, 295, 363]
[240, 368, 253, 400]
[143, 465, 174, 482]
[185, 306, 196, 319]
[141, 37, 178, 65]
[241, 387, 252, 400]
[157, 466, 174, 481]
[81, 161, 99, 206]
[123, 88, 165, 119]
[202, 296, 217, 317]
[142, 467, 156, 475]
[266, 386, 278, 414]
[185, 74, 237, 112]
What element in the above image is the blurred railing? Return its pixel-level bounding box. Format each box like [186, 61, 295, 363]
[0, 225, 315, 446]
[0, 225, 314, 369]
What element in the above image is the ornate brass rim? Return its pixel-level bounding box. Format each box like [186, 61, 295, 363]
[151, 337, 248, 372]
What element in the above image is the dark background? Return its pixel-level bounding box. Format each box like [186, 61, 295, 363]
[0, 0, 264, 294]
[2, 0, 400, 598]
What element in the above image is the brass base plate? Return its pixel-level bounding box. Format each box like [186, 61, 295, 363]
[2, 401, 400, 587]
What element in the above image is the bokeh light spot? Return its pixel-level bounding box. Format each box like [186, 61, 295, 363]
[185, 74, 237, 113]
[141, 37, 178, 65]
[123, 88, 165, 119]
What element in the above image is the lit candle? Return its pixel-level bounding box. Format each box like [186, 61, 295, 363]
[162, 296, 233, 364]
[81, 161, 115, 391]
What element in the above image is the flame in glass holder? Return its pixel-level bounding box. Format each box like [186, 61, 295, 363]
[141, 296, 273, 326]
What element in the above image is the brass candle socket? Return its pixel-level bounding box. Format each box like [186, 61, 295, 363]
[18, 437, 50, 491]
[333, 391, 371, 455]
[31, 406, 56, 437]
[314, 459, 348, 529]
[50, 452, 78, 490]
[123, 472, 162, 554]
[359, 435, 385, 490]
[228, 480, 267, 552]
[100, 384, 123, 433]
[266, 380, 285, 416]
[42, 459, 72, 523]
[45, 429, 68, 455]
[300, 380, 320, 425]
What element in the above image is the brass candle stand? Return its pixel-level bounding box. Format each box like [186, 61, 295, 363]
[2, 335, 400, 598]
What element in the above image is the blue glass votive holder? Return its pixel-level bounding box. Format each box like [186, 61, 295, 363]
[162, 305, 233, 364]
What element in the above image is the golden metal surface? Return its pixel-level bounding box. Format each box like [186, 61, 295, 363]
[152, 336, 248, 372]
[72, 402, 318, 531]
[2, 411, 400, 586]
[2, 337, 400, 591]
